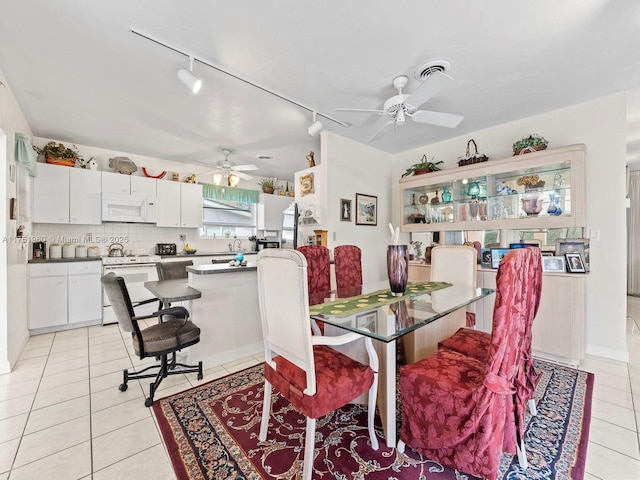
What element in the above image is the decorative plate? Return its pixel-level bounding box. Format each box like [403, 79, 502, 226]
[108, 156, 138, 175]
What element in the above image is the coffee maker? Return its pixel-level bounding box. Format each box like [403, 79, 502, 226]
[32, 241, 46, 260]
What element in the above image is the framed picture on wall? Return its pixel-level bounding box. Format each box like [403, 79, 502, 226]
[355, 193, 377, 226]
[340, 198, 352, 222]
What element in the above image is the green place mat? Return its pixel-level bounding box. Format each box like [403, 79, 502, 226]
[309, 281, 451, 317]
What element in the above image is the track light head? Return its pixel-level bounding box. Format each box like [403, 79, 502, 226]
[308, 112, 323, 136]
[177, 56, 202, 94]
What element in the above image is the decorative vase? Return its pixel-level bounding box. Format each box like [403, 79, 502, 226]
[547, 192, 562, 216]
[419, 194, 428, 204]
[521, 196, 543, 216]
[441, 186, 452, 203]
[262, 186, 274, 194]
[387, 245, 409, 296]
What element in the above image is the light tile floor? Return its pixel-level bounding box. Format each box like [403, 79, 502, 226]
[1, 304, 640, 479]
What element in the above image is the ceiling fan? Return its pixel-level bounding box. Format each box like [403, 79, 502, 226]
[200, 149, 259, 186]
[336, 70, 464, 142]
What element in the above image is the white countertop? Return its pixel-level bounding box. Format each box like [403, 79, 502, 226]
[187, 262, 257, 275]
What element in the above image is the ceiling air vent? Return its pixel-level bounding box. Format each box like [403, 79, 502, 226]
[414, 60, 451, 81]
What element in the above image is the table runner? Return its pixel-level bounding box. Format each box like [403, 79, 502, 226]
[309, 281, 451, 317]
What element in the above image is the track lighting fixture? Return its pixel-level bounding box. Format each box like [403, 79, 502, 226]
[131, 29, 348, 127]
[308, 112, 324, 136]
[177, 56, 202, 94]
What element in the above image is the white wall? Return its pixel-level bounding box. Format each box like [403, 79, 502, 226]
[0, 70, 33, 372]
[321, 131, 393, 283]
[391, 93, 629, 362]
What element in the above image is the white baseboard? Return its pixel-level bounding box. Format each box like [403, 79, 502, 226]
[586, 344, 630, 363]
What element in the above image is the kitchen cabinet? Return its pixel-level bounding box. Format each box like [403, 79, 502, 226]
[181, 183, 203, 228]
[69, 168, 102, 224]
[33, 163, 70, 223]
[102, 171, 157, 197]
[156, 181, 203, 228]
[476, 268, 586, 365]
[399, 144, 586, 232]
[28, 261, 102, 331]
[258, 193, 292, 231]
[33, 163, 101, 224]
[156, 181, 181, 227]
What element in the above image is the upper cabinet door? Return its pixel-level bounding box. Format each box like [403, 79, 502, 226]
[32, 163, 70, 223]
[101, 171, 130, 194]
[69, 169, 102, 224]
[131, 176, 157, 197]
[156, 180, 181, 227]
[180, 183, 203, 228]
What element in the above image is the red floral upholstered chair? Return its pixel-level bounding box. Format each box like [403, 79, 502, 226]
[397, 249, 540, 479]
[256, 249, 379, 480]
[334, 245, 362, 290]
[430, 245, 478, 327]
[438, 247, 543, 418]
[296, 245, 331, 305]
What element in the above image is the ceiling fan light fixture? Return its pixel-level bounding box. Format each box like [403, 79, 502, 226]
[308, 112, 324, 136]
[396, 109, 406, 125]
[228, 174, 240, 187]
[177, 56, 202, 94]
[213, 173, 223, 185]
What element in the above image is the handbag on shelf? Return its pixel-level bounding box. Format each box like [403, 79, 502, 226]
[457, 139, 489, 167]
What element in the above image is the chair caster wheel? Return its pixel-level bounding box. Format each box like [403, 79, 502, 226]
[197, 373, 203, 380]
[119, 383, 128, 392]
[145, 397, 154, 407]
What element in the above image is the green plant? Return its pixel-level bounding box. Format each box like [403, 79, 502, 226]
[258, 178, 277, 188]
[401, 156, 444, 178]
[512, 134, 548, 152]
[32, 141, 81, 160]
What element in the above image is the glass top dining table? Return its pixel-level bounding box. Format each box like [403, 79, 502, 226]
[309, 281, 495, 343]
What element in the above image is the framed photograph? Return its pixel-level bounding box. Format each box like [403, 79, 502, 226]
[299, 173, 314, 196]
[355, 193, 377, 226]
[490, 248, 511, 269]
[340, 198, 352, 222]
[555, 238, 590, 271]
[480, 249, 492, 268]
[542, 256, 566, 273]
[565, 253, 586, 273]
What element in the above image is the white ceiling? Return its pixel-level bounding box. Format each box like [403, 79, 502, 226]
[2, 1, 640, 180]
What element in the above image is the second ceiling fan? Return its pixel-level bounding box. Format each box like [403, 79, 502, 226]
[336, 70, 464, 142]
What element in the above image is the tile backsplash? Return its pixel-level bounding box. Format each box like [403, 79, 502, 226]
[32, 223, 252, 256]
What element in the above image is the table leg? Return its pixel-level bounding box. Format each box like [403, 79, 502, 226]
[374, 338, 397, 448]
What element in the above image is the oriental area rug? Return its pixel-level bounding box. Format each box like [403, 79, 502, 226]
[153, 358, 593, 480]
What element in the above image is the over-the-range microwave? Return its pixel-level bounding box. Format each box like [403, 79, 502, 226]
[102, 193, 157, 223]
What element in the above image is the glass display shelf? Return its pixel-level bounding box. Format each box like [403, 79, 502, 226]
[399, 145, 586, 232]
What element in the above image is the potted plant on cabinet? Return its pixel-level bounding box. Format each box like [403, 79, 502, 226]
[401, 155, 444, 178]
[512, 134, 548, 155]
[33, 141, 81, 167]
[258, 178, 277, 194]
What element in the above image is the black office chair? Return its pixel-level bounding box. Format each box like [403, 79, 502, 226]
[156, 260, 193, 280]
[101, 272, 203, 407]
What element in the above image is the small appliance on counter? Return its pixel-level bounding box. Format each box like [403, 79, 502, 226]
[156, 243, 177, 255]
[32, 241, 46, 260]
[256, 239, 280, 251]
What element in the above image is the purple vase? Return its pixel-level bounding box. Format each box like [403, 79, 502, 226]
[387, 245, 409, 296]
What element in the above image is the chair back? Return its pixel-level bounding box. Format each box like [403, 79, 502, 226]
[334, 245, 362, 289]
[101, 273, 136, 333]
[430, 245, 477, 287]
[296, 245, 331, 303]
[156, 260, 193, 280]
[257, 249, 317, 394]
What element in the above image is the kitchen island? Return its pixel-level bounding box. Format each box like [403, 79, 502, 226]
[185, 263, 262, 367]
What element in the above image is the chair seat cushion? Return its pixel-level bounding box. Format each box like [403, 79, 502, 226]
[265, 345, 374, 419]
[438, 327, 490, 362]
[133, 318, 200, 356]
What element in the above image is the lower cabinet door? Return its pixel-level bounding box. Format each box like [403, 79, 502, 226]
[68, 273, 103, 324]
[29, 276, 68, 329]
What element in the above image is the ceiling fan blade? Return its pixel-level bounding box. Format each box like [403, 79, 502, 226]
[404, 71, 454, 110]
[232, 171, 253, 180]
[369, 119, 395, 142]
[233, 164, 259, 171]
[335, 107, 385, 114]
[412, 110, 464, 128]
